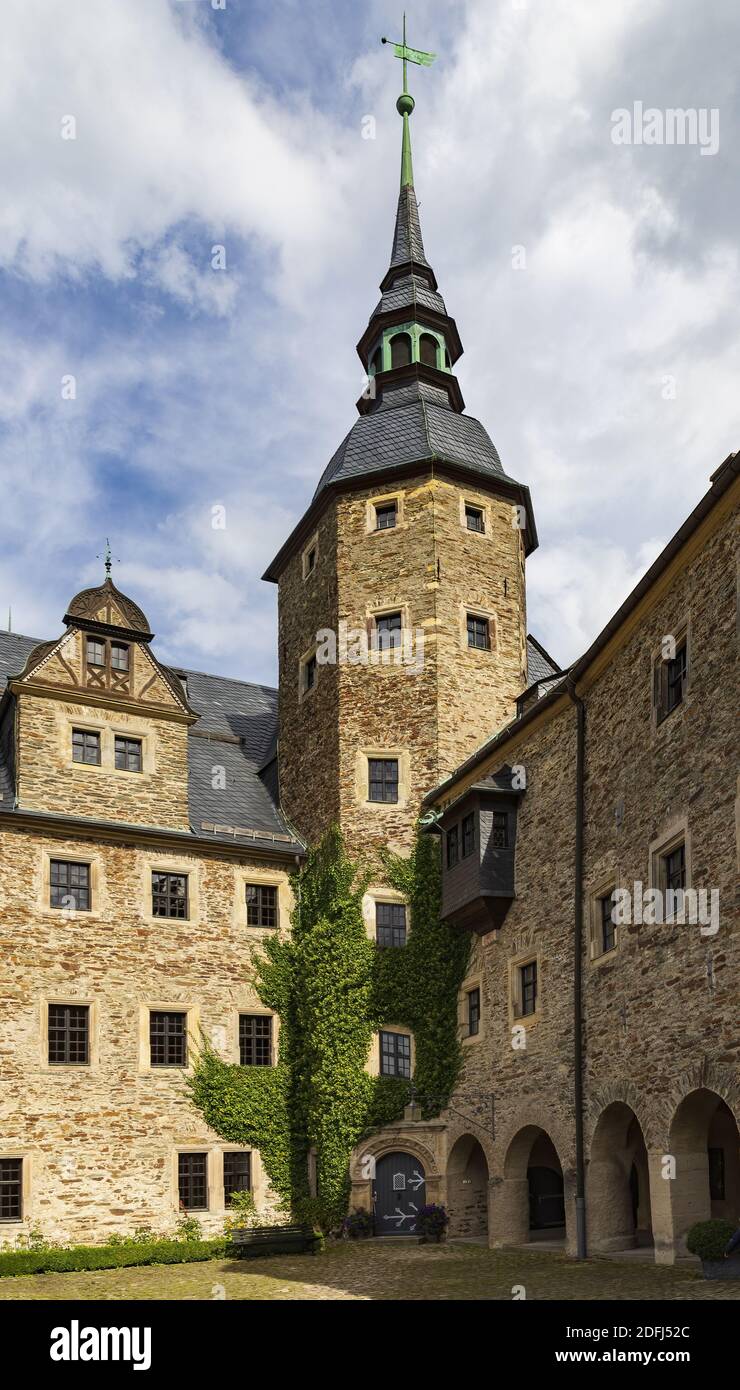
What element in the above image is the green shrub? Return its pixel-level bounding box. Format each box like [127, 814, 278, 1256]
[0, 1238, 229, 1279]
[224, 1189, 257, 1236]
[686, 1219, 736, 1261]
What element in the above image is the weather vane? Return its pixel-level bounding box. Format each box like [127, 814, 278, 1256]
[96, 538, 119, 578]
[381, 15, 436, 188]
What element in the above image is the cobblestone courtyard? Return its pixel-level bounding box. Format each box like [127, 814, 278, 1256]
[1, 1241, 738, 1301]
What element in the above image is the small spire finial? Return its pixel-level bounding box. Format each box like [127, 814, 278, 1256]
[381, 16, 436, 188]
[96, 538, 119, 579]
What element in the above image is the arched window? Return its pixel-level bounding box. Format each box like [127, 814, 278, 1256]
[390, 333, 412, 369]
[419, 333, 438, 369]
[444, 348, 451, 369]
[370, 347, 382, 377]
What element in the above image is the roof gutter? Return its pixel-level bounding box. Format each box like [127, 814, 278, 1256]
[0, 807, 305, 864]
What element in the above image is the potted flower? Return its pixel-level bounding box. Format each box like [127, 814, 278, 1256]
[686, 1220, 740, 1279]
[342, 1208, 374, 1241]
[417, 1203, 449, 1244]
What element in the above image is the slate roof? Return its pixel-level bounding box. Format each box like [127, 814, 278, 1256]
[313, 379, 510, 499]
[525, 636, 560, 684]
[372, 271, 447, 320]
[0, 630, 301, 854]
[388, 184, 431, 275]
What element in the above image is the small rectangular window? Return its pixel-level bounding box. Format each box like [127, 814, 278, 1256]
[0, 1158, 22, 1222]
[152, 872, 188, 919]
[86, 638, 105, 667]
[708, 1146, 726, 1202]
[465, 505, 485, 533]
[50, 860, 90, 912]
[150, 1011, 187, 1067]
[446, 824, 459, 868]
[376, 902, 407, 947]
[72, 728, 101, 766]
[48, 1004, 89, 1065]
[655, 639, 688, 722]
[303, 654, 317, 693]
[110, 643, 129, 672]
[239, 1014, 272, 1066]
[520, 961, 537, 1017]
[178, 1152, 207, 1211]
[462, 812, 476, 858]
[491, 811, 508, 849]
[467, 988, 481, 1037]
[662, 844, 686, 893]
[374, 611, 403, 651]
[466, 613, 491, 650]
[114, 736, 142, 772]
[368, 758, 399, 804]
[306, 547, 316, 574]
[245, 884, 278, 928]
[224, 1152, 252, 1205]
[379, 1030, 411, 1079]
[599, 893, 616, 954]
[375, 501, 397, 531]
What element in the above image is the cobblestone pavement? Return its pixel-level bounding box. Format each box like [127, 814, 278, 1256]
[1, 1240, 739, 1301]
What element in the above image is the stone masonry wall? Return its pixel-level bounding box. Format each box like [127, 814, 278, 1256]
[0, 824, 293, 1245]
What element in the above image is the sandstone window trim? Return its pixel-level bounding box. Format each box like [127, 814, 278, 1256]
[41, 850, 101, 917]
[223, 1150, 252, 1206]
[232, 869, 291, 936]
[62, 715, 154, 777]
[298, 643, 319, 703]
[370, 1026, 414, 1079]
[588, 873, 621, 963]
[176, 1149, 210, 1212]
[139, 1003, 200, 1074]
[228, 1005, 280, 1065]
[358, 748, 410, 809]
[301, 531, 319, 580]
[0, 1155, 29, 1224]
[362, 887, 410, 944]
[365, 492, 404, 535]
[508, 948, 542, 1028]
[459, 602, 498, 654]
[459, 495, 489, 535]
[238, 1013, 274, 1066]
[648, 817, 692, 925]
[141, 858, 199, 925]
[40, 997, 100, 1071]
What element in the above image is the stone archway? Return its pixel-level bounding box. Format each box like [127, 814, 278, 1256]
[447, 1134, 490, 1240]
[667, 1088, 740, 1254]
[492, 1125, 567, 1248]
[588, 1102, 653, 1253]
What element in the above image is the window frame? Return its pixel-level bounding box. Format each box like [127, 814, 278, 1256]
[110, 642, 130, 672]
[72, 727, 102, 766]
[465, 504, 485, 534]
[223, 1151, 252, 1206]
[375, 901, 407, 948]
[114, 735, 143, 773]
[177, 1152, 208, 1212]
[446, 823, 459, 869]
[461, 812, 476, 858]
[466, 612, 491, 651]
[374, 500, 398, 531]
[151, 871, 189, 920]
[245, 883, 278, 929]
[149, 1010, 188, 1068]
[519, 960, 538, 1018]
[239, 1013, 273, 1066]
[379, 1029, 412, 1079]
[368, 757, 399, 804]
[490, 810, 509, 849]
[48, 1003, 90, 1066]
[49, 858, 91, 912]
[0, 1158, 23, 1223]
[653, 631, 689, 726]
[467, 987, 481, 1037]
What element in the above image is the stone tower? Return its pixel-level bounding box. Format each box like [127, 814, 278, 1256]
[264, 71, 537, 860]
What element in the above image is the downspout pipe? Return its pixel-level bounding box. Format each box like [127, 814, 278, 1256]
[567, 678, 587, 1260]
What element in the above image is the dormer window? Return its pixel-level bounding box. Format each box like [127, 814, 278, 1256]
[86, 638, 105, 667]
[111, 643, 129, 672]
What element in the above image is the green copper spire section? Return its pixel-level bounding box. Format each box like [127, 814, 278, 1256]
[381, 14, 436, 189]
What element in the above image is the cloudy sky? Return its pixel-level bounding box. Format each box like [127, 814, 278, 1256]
[2, 0, 738, 684]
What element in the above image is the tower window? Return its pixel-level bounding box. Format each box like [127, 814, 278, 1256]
[467, 613, 491, 650]
[419, 333, 438, 368]
[302, 653, 317, 693]
[376, 902, 407, 947]
[519, 961, 537, 1017]
[599, 892, 616, 954]
[369, 347, 382, 376]
[379, 1030, 411, 1079]
[368, 758, 399, 803]
[374, 611, 403, 650]
[374, 501, 397, 530]
[390, 332, 412, 368]
[467, 988, 481, 1037]
[306, 546, 316, 574]
[465, 504, 485, 533]
[72, 728, 101, 766]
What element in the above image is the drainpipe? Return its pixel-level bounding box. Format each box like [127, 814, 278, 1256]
[567, 678, 587, 1260]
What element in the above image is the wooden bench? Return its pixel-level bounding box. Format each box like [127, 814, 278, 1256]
[229, 1224, 321, 1258]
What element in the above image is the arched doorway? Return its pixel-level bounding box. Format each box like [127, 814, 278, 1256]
[668, 1089, 740, 1252]
[494, 1125, 566, 1247]
[588, 1102, 653, 1252]
[447, 1135, 489, 1239]
[372, 1152, 426, 1236]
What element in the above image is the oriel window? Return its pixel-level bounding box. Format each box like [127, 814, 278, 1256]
[447, 824, 459, 868]
[491, 811, 509, 849]
[462, 812, 476, 858]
